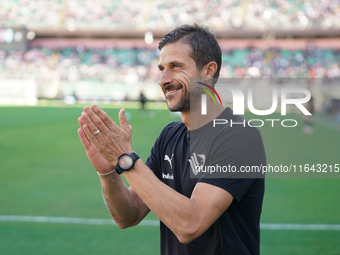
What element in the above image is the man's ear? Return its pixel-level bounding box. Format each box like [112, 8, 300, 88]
[202, 61, 218, 80]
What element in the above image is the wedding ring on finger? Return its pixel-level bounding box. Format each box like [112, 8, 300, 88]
[93, 129, 100, 136]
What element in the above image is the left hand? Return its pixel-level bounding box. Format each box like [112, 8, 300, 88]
[80, 105, 133, 166]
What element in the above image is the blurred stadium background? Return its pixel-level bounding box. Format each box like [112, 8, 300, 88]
[1, 0, 340, 254]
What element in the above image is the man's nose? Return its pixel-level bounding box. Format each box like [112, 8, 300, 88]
[158, 69, 173, 87]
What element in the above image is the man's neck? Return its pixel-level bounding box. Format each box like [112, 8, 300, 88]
[181, 104, 225, 131]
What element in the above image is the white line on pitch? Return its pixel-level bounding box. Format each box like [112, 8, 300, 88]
[0, 215, 340, 231]
[260, 223, 340, 231]
[0, 215, 159, 227]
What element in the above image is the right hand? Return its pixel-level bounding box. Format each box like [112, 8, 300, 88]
[78, 117, 115, 174]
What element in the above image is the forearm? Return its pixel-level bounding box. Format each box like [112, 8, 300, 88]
[78, 105, 231, 242]
[78, 107, 149, 228]
[99, 172, 142, 228]
[123, 160, 201, 242]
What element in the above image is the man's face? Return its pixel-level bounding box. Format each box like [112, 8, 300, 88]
[158, 41, 201, 112]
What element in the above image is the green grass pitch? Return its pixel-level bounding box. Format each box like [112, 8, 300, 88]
[0, 106, 339, 254]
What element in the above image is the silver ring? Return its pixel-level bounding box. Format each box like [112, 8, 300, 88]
[93, 129, 100, 136]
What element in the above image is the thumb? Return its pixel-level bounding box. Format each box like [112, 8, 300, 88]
[119, 108, 130, 131]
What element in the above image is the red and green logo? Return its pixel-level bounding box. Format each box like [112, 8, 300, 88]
[197, 82, 222, 115]
[196, 82, 222, 106]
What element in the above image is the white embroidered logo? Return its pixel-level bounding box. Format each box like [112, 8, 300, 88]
[162, 173, 174, 180]
[164, 154, 174, 169]
[188, 153, 206, 175]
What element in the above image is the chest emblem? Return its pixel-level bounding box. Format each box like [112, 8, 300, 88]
[164, 154, 174, 169]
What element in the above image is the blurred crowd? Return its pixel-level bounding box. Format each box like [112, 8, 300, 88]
[0, 47, 160, 85]
[1, 44, 340, 85]
[1, 0, 340, 30]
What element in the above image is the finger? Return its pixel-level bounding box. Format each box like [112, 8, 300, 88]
[91, 105, 119, 132]
[82, 123, 100, 147]
[119, 108, 131, 132]
[81, 111, 104, 139]
[77, 127, 91, 151]
[78, 116, 86, 128]
[83, 106, 111, 135]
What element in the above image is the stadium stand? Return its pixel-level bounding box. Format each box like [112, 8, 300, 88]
[1, 40, 339, 108]
[1, 43, 340, 83]
[1, 0, 340, 30]
[0, 0, 339, 118]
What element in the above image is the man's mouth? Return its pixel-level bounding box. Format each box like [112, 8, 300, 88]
[165, 86, 182, 97]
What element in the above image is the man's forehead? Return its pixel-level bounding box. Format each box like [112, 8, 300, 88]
[158, 41, 193, 64]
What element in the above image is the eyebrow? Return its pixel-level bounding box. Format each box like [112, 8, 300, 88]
[169, 61, 183, 66]
[158, 61, 184, 69]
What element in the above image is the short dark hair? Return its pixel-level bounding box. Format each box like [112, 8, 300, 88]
[158, 24, 222, 81]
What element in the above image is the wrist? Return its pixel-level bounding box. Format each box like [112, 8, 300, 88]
[97, 169, 117, 176]
[116, 152, 140, 175]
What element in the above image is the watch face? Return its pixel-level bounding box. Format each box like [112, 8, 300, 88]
[119, 155, 133, 169]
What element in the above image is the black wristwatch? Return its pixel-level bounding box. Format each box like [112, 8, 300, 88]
[116, 152, 140, 174]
